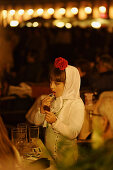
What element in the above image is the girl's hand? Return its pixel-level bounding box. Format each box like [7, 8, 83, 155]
[45, 111, 57, 124]
[40, 96, 53, 114]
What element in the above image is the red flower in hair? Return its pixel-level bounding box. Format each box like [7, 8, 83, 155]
[54, 57, 68, 70]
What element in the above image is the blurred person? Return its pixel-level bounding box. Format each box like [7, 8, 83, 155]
[16, 51, 41, 84]
[74, 58, 91, 91]
[0, 116, 21, 170]
[75, 91, 113, 170]
[90, 54, 113, 92]
[95, 53, 113, 68]
[26, 57, 84, 168]
[92, 91, 113, 143]
[5, 50, 42, 86]
[0, 28, 14, 76]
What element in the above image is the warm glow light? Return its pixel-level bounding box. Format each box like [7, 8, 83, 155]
[33, 22, 39, 27]
[58, 8, 66, 15]
[93, 7, 100, 18]
[43, 10, 51, 19]
[99, 6, 106, 13]
[37, 8, 44, 15]
[47, 8, 54, 15]
[109, 6, 113, 19]
[9, 10, 15, 15]
[56, 21, 65, 28]
[71, 7, 78, 15]
[84, 7, 92, 14]
[10, 20, 19, 27]
[2, 10, 7, 18]
[91, 21, 101, 29]
[65, 23, 72, 29]
[18, 9, 24, 15]
[26, 22, 32, 27]
[78, 8, 87, 20]
[27, 9, 34, 15]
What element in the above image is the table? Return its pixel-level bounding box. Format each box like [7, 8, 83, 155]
[21, 139, 56, 170]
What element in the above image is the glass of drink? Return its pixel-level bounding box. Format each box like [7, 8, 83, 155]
[28, 125, 39, 145]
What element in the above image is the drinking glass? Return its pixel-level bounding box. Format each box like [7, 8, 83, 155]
[11, 127, 27, 155]
[17, 123, 28, 142]
[28, 125, 39, 145]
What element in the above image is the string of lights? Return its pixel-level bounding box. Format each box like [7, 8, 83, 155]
[0, 1, 113, 29]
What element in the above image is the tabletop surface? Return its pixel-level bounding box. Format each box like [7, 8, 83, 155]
[21, 138, 56, 170]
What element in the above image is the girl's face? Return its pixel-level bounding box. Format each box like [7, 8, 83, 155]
[50, 81, 65, 98]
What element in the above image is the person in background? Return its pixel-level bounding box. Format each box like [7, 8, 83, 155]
[74, 58, 91, 91]
[90, 54, 113, 92]
[17, 51, 41, 84]
[75, 91, 113, 170]
[91, 91, 113, 143]
[26, 57, 84, 168]
[4, 51, 42, 86]
[0, 116, 21, 170]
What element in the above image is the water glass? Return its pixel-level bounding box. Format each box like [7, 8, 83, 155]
[17, 123, 28, 142]
[11, 127, 27, 155]
[28, 125, 39, 145]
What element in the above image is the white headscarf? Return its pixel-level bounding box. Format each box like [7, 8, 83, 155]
[51, 65, 81, 113]
[62, 65, 80, 100]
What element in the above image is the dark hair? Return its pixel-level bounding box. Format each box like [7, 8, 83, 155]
[50, 66, 66, 83]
